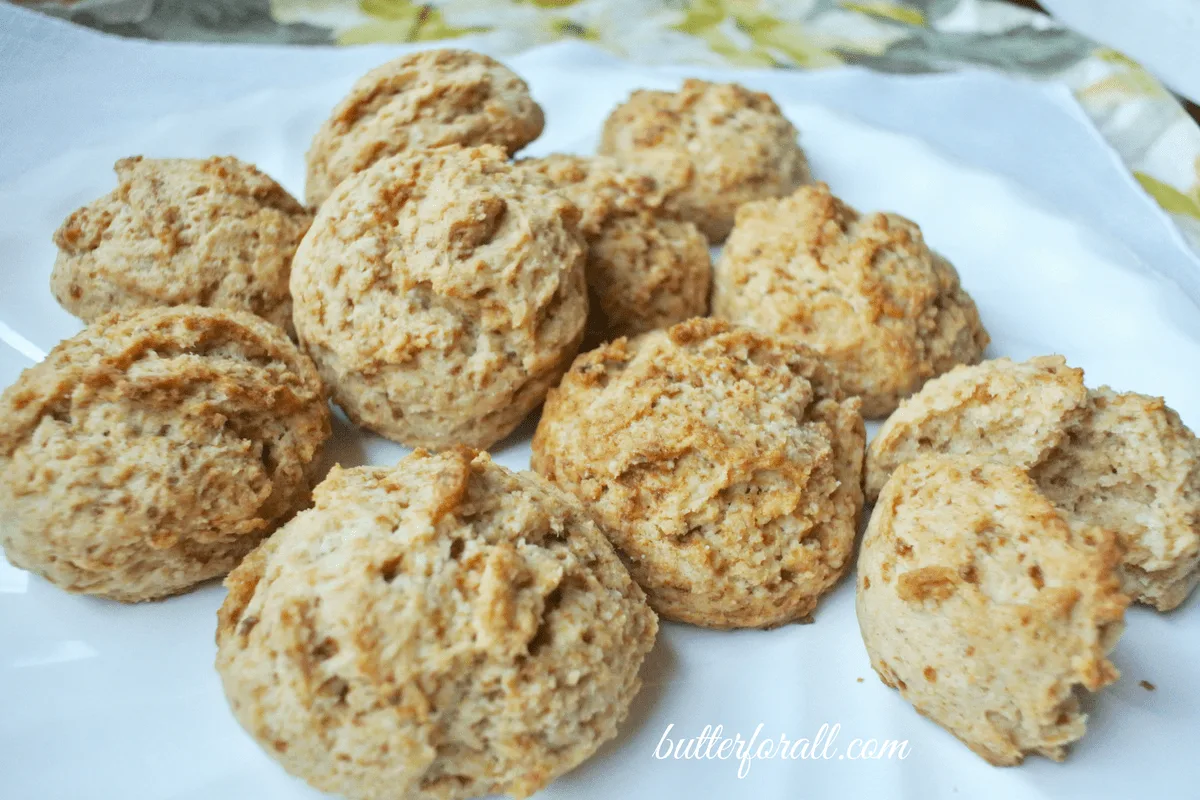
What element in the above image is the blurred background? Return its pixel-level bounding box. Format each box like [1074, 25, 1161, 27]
[6, 0, 1200, 246]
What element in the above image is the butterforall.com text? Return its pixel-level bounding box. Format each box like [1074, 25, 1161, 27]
[654, 723, 911, 778]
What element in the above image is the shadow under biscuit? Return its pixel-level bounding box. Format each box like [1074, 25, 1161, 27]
[312, 405, 369, 479]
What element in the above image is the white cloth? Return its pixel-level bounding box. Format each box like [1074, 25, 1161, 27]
[0, 4, 467, 182]
[1041, 0, 1200, 103]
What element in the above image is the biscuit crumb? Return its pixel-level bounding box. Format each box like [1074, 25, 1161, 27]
[867, 356, 1200, 610]
[857, 456, 1127, 766]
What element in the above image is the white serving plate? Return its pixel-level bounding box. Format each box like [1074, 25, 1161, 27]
[1, 46, 1198, 800]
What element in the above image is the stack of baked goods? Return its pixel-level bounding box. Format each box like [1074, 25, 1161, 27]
[0, 47, 1195, 799]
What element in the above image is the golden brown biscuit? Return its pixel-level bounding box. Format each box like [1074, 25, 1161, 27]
[0, 306, 330, 602]
[857, 457, 1127, 766]
[531, 318, 864, 628]
[216, 448, 657, 800]
[712, 183, 989, 417]
[51, 156, 311, 334]
[598, 79, 810, 241]
[290, 145, 588, 451]
[305, 49, 544, 207]
[866, 356, 1088, 501]
[514, 154, 710, 341]
[866, 356, 1200, 610]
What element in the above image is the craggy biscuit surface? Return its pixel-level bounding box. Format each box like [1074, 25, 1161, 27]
[514, 154, 710, 341]
[866, 356, 1088, 501]
[216, 448, 657, 800]
[532, 318, 864, 628]
[306, 49, 544, 207]
[51, 156, 311, 334]
[291, 145, 588, 450]
[867, 356, 1200, 610]
[712, 183, 989, 417]
[0, 306, 330, 602]
[1032, 387, 1200, 611]
[598, 79, 810, 241]
[857, 457, 1126, 766]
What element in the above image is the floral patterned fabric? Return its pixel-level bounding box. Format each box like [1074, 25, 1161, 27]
[16, 0, 1200, 251]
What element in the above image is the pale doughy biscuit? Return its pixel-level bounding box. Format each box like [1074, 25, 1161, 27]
[866, 356, 1088, 501]
[0, 306, 330, 602]
[712, 183, 989, 417]
[290, 145, 588, 451]
[216, 448, 657, 800]
[598, 79, 810, 241]
[857, 456, 1127, 766]
[305, 49, 544, 207]
[531, 318, 864, 629]
[514, 154, 710, 341]
[51, 156, 312, 334]
[1032, 388, 1200, 611]
[866, 356, 1200, 610]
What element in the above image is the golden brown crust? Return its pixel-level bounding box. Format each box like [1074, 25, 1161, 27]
[514, 154, 711, 341]
[856, 457, 1127, 766]
[290, 145, 588, 451]
[712, 183, 989, 417]
[598, 79, 810, 241]
[51, 156, 311, 334]
[0, 305, 331, 602]
[215, 448, 657, 800]
[305, 49, 544, 207]
[531, 317, 864, 629]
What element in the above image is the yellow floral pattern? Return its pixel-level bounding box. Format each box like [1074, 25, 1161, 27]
[1136, 159, 1200, 243]
[841, 2, 925, 27]
[22, 0, 1200, 248]
[339, 0, 486, 45]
